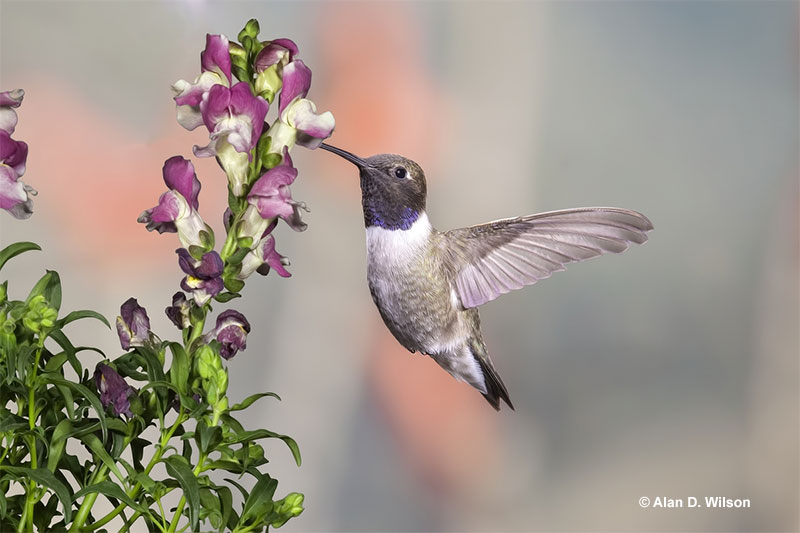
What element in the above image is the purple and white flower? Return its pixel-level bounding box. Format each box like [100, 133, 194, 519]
[265, 60, 334, 154]
[193, 82, 269, 196]
[94, 363, 136, 417]
[172, 34, 232, 131]
[0, 89, 24, 134]
[0, 90, 35, 220]
[116, 297, 151, 350]
[0, 130, 35, 219]
[138, 156, 211, 250]
[254, 38, 299, 73]
[165, 291, 192, 330]
[247, 149, 308, 231]
[177, 249, 224, 305]
[238, 234, 291, 280]
[205, 309, 251, 360]
[253, 38, 299, 97]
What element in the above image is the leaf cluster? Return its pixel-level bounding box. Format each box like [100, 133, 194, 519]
[0, 242, 303, 532]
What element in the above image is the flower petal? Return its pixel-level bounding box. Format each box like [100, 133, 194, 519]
[0, 89, 23, 108]
[200, 34, 232, 85]
[172, 71, 227, 131]
[0, 89, 22, 134]
[279, 60, 312, 115]
[118, 297, 151, 350]
[0, 165, 25, 209]
[162, 156, 200, 209]
[284, 99, 335, 149]
[254, 38, 299, 72]
[0, 131, 28, 176]
[0, 108, 18, 135]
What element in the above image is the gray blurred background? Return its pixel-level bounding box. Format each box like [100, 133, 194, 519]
[1, 1, 797, 531]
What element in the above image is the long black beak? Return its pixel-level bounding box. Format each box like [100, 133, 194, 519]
[320, 142, 369, 169]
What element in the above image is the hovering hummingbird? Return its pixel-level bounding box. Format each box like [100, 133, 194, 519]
[320, 143, 653, 411]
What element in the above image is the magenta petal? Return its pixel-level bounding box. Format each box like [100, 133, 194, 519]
[149, 191, 181, 223]
[201, 34, 232, 84]
[229, 82, 269, 146]
[279, 60, 312, 115]
[252, 194, 295, 220]
[264, 237, 291, 277]
[248, 160, 297, 198]
[201, 84, 232, 132]
[0, 131, 27, 176]
[254, 38, 299, 72]
[272, 38, 299, 58]
[162, 156, 200, 209]
[173, 84, 205, 108]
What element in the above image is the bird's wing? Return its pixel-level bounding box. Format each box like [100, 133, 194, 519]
[444, 207, 653, 308]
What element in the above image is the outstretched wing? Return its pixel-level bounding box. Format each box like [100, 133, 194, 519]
[444, 207, 653, 308]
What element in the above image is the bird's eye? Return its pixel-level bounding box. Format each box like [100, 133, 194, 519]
[394, 167, 407, 179]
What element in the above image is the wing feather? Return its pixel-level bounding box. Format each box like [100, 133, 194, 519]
[446, 207, 653, 308]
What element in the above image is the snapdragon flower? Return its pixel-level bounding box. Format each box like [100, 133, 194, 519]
[177, 249, 224, 305]
[264, 60, 334, 154]
[94, 363, 136, 418]
[172, 34, 232, 131]
[253, 38, 299, 97]
[247, 149, 308, 231]
[138, 156, 211, 250]
[165, 291, 192, 330]
[193, 82, 269, 196]
[116, 297, 152, 350]
[206, 309, 251, 360]
[0, 89, 35, 219]
[238, 234, 291, 280]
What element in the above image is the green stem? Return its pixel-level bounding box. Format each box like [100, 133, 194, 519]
[88, 412, 186, 531]
[20, 340, 45, 533]
[68, 463, 109, 532]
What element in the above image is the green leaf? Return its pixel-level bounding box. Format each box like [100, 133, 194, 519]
[46, 329, 82, 378]
[0, 466, 73, 524]
[223, 477, 249, 501]
[0, 241, 41, 271]
[133, 471, 156, 492]
[213, 292, 241, 303]
[47, 419, 72, 472]
[39, 374, 106, 440]
[215, 485, 235, 533]
[26, 270, 61, 312]
[73, 480, 146, 513]
[72, 479, 145, 512]
[168, 343, 190, 396]
[229, 392, 281, 412]
[56, 309, 111, 329]
[226, 247, 250, 266]
[240, 473, 277, 524]
[195, 420, 223, 454]
[164, 455, 200, 531]
[226, 428, 302, 467]
[223, 278, 245, 293]
[79, 433, 126, 485]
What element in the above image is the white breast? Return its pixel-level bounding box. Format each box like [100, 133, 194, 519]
[365, 212, 432, 270]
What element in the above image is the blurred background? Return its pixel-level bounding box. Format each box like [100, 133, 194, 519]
[1, 1, 797, 531]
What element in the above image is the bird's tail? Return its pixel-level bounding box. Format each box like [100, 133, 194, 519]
[470, 341, 514, 411]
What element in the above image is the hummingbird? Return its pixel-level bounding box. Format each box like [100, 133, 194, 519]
[320, 142, 653, 411]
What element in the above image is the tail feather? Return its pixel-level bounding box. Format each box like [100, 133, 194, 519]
[471, 343, 514, 411]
